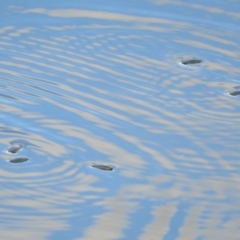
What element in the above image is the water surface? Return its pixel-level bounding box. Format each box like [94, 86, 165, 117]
[1, 0, 240, 239]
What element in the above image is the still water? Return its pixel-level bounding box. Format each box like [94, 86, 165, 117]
[1, 0, 240, 239]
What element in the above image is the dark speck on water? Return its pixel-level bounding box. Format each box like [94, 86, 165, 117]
[9, 157, 29, 164]
[181, 58, 202, 65]
[90, 164, 115, 171]
[7, 144, 23, 154]
[229, 90, 240, 96]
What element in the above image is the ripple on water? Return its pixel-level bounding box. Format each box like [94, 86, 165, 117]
[0, 3, 240, 240]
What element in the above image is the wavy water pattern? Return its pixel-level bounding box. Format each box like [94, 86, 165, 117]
[1, 1, 240, 239]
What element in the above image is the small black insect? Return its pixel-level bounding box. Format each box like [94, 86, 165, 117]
[181, 58, 202, 65]
[7, 144, 22, 154]
[9, 157, 29, 164]
[229, 90, 240, 96]
[90, 164, 115, 171]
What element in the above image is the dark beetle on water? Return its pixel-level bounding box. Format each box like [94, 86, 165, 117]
[7, 144, 23, 154]
[9, 157, 29, 164]
[229, 90, 240, 96]
[90, 164, 115, 171]
[181, 58, 202, 65]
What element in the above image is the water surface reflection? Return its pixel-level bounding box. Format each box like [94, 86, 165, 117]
[1, 1, 240, 239]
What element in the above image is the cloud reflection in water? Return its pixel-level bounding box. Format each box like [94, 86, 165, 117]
[0, 2, 240, 239]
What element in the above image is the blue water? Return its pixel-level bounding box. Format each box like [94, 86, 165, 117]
[1, 0, 240, 239]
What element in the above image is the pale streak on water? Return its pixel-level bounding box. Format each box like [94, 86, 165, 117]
[0, 0, 240, 239]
